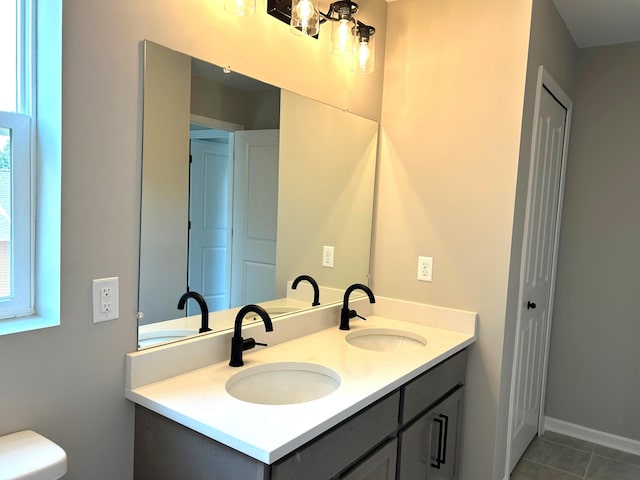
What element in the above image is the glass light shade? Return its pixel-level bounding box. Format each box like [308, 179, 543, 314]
[290, 0, 320, 37]
[330, 18, 355, 56]
[224, 0, 255, 16]
[352, 34, 374, 74]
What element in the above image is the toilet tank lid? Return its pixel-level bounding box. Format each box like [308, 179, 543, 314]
[0, 430, 67, 480]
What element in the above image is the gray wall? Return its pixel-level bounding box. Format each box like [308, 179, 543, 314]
[190, 76, 281, 130]
[545, 41, 640, 441]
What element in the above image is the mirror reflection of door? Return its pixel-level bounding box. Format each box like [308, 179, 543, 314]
[230, 130, 280, 307]
[187, 124, 279, 315]
[188, 129, 233, 314]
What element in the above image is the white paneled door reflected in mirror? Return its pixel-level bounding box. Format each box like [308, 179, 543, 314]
[138, 41, 378, 349]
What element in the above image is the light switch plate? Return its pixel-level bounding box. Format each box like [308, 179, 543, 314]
[93, 277, 119, 322]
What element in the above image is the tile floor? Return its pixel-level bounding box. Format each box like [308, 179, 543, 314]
[511, 431, 640, 479]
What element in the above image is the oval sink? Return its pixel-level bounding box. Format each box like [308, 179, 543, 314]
[137, 329, 198, 348]
[226, 362, 341, 405]
[346, 328, 427, 352]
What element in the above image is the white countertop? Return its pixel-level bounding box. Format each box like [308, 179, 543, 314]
[125, 299, 476, 464]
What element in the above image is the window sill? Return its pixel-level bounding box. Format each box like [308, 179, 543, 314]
[0, 314, 59, 336]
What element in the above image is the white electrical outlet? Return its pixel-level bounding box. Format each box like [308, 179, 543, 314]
[93, 277, 119, 323]
[417, 256, 433, 282]
[323, 245, 335, 268]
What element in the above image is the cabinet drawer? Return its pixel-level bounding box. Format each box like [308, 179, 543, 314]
[271, 391, 400, 480]
[401, 349, 466, 425]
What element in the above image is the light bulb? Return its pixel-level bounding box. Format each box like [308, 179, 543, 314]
[331, 18, 355, 55]
[296, 0, 312, 20]
[291, 0, 319, 36]
[296, 0, 313, 33]
[338, 21, 350, 51]
[351, 26, 375, 73]
[357, 42, 370, 70]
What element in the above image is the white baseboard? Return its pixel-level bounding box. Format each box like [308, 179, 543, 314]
[544, 416, 640, 456]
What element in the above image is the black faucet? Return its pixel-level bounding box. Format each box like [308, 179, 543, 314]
[229, 304, 273, 367]
[291, 274, 321, 306]
[340, 283, 375, 330]
[177, 291, 211, 334]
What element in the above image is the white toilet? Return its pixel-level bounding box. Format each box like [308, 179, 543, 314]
[0, 430, 67, 480]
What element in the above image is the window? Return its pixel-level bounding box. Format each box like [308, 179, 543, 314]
[0, 0, 34, 319]
[0, 0, 61, 335]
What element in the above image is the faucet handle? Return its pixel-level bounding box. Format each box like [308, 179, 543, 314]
[242, 338, 268, 351]
[350, 309, 367, 321]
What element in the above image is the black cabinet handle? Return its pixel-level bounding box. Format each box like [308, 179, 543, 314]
[439, 414, 449, 465]
[430, 417, 445, 469]
[527, 301, 536, 310]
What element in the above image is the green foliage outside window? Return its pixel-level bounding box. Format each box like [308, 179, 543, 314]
[0, 141, 9, 170]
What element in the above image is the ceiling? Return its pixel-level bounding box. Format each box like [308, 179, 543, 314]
[552, 0, 640, 48]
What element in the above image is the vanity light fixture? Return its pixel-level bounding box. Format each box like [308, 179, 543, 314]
[324, 0, 358, 56]
[224, 0, 256, 16]
[266, 0, 376, 72]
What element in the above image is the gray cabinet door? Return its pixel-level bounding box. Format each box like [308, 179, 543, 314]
[271, 392, 400, 480]
[398, 387, 464, 480]
[339, 439, 398, 480]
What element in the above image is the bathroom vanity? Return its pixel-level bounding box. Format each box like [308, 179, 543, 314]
[125, 297, 476, 480]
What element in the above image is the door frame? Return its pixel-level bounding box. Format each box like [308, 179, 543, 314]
[505, 65, 573, 473]
[190, 114, 244, 134]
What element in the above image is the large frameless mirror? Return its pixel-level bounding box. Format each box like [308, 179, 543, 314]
[138, 41, 378, 349]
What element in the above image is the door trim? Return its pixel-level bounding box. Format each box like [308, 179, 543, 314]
[505, 65, 573, 473]
[533, 67, 572, 436]
[190, 114, 244, 133]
